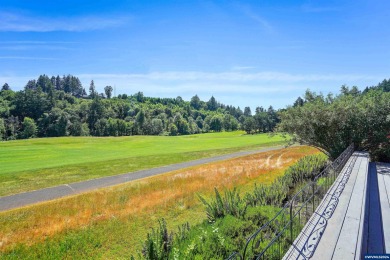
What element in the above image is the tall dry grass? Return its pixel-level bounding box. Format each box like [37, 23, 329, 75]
[0, 146, 320, 252]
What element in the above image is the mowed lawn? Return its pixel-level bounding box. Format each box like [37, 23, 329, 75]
[0, 146, 320, 259]
[0, 131, 286, 196]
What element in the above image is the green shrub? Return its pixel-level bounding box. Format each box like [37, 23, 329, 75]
[284, 153, 328, 184]
[246, 180, 289, 207]
[171, 206, 277, 260]
[246, 153, 328, 207]
[198, 187, 247, 222]
[140, 218, 173, 260]
[175, 222, 191, 242]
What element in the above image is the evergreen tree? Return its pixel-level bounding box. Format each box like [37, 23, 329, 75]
[36, 75, 53, 92]
[244, 106, 252, 116]
[293, 97, 304, 107]
[207, 96, 218, 111]
[25, 80, 37, 90]
[89, 80, 97, 98]
[1, 83, 10, 91]
[134, 91, 144, 102]
[55, 75, 62, 90]
[190, 94, 201, 110]
[255, 106, 264, 114]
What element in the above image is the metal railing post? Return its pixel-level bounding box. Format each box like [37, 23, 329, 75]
[290, 200, 293, 243]
[312, 182, 315, 213]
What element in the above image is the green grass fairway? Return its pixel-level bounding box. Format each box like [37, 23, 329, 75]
[0, 131, 286, 196]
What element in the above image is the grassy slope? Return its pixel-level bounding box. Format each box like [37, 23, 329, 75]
[0, 131, 286, 196]
[0, 146, 320, 259]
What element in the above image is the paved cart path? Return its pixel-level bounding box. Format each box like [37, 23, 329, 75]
[0, 145, 286, 212]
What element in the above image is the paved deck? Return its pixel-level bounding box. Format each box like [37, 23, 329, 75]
[284, 152, 370, 259]
[328, 152, 369, 260]
[284, 152, 390, 259]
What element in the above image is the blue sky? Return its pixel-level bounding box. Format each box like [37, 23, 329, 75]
[1, 0, 389, 109]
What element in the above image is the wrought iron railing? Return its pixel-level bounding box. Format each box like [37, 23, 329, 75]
[228, 144, 355, 260]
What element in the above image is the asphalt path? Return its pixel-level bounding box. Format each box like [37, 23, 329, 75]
[0, 145, 286, 212]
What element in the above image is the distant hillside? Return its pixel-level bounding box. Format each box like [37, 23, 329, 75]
[0, 74, 278, 140]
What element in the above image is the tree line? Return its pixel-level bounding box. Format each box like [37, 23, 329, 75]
[279, 80, 390, 161]
[0, 74, 279, 140]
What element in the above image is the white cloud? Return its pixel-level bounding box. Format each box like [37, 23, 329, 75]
[75, 71, 381, 108]
[78, 71, 379, 83]
[0, 11, 129, 32]
[1, 70, 382, 109]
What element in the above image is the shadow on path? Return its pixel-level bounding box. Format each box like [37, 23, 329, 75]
[361, 162, 385, 255]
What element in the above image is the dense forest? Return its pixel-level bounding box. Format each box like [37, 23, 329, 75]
[0, 74, 279, 140]
[1, 75, 389, 161]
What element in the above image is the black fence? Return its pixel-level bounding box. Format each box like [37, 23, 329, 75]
[228, 144, 355, 260]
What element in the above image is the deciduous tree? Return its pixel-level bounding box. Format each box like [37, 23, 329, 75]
[104, 86, 113, 99]
[20, 117, 37, 139]
[278, 88, 390, 161]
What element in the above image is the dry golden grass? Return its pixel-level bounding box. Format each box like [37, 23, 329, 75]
[0, 145, 320, 253]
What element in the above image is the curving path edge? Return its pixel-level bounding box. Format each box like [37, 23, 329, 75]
[0, 145, 287, 212]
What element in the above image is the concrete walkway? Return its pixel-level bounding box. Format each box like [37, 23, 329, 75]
[0, 145, 285, 212]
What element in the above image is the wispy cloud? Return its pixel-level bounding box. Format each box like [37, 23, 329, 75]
[234, 4, 274, 33]
[78, 71, 380, 83]
[0, 41, 77, 51]
[231, 66, 256, 71]
[0, 56, 57, 60]
[0, 11, 129, 32]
